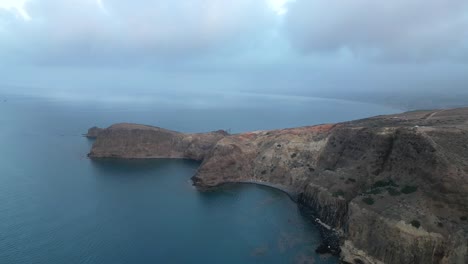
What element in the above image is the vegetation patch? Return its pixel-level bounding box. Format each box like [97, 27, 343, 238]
[460, 216, 467, 221]
[363, 179, 400, 196]
[386, 187, 401, 196]
[365, 188, 382, 195]
[401, 185, 418, 194]
[332, 189, 345, 198]
[410, 220, 421, 228]
[347, 178, 356, 183]
[362, 197, 375, 205]
[372, 179, 399, 189]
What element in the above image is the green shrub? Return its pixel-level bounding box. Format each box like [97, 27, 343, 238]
[365, 188, 382, 195]
[410, 220, 421, 228]
[347, 178, 356, 183]
[401, 185, 418, 194]
[460, 216, 467, 221]
[362, 197, 375, 205]
[387, 187, 401, 196]
[332, 189, 345, 197]
[372, 179, 398, 188]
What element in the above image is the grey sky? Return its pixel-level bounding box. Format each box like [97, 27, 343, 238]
[0, 0, 467, 105]
[285, 0, 468, 62]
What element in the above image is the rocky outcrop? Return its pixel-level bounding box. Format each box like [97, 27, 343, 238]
[85, 126, 104, 138]
[88, 123, 228, 160]
[87, 108, 468, 264]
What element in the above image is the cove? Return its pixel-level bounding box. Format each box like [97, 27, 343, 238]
[89, 158, 336, 263]
[0, 93, 398, 263]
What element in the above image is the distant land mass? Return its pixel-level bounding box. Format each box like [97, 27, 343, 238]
[87, 108, 468, 264]
[304, 90, 468, 111]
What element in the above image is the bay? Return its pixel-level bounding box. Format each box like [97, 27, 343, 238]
[0, 92, 398, 263]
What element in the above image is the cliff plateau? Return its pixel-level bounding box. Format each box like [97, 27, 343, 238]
[87, 108, 468, 264]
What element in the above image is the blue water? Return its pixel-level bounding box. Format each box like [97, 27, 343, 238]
[0, 93, 399, 263]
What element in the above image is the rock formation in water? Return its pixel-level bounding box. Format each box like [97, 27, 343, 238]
[87, 108, 468, 264]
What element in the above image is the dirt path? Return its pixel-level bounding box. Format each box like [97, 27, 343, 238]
[425, 109, 447, 120]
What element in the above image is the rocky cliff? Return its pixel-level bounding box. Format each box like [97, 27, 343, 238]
[88, 123, 228, 160]
[87, 108, 468, 264]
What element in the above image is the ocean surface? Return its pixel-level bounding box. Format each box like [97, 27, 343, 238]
[0, 93, 399, 264]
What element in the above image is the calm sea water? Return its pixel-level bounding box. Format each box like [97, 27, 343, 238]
[0, 93, 399, 264]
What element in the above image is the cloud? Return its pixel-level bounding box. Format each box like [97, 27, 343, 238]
[0, 0, 277, 65]
[2, 0, 468, 65]
[0, 0, 30, 20]
[284, 0, 468, 62]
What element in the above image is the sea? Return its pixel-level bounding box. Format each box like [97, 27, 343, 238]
[0, 92, 399, 264]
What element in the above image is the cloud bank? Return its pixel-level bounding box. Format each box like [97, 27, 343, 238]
[0, 0, 276, 65]
[0, 0, 468, 106]
[285, 0, 468, 61]
[1, 0, 468, 63]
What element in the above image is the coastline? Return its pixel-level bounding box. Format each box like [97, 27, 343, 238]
[191, 179, 343, 256]
[86, 107, 468, 264]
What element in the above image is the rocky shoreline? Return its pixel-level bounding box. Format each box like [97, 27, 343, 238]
[87, 108, 468, 264]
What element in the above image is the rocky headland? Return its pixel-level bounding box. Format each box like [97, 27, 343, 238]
[87, 108, 468, 264]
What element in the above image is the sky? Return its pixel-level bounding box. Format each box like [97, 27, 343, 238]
[0, 0, 467, 106]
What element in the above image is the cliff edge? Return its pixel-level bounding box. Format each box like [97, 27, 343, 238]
[87, 108, 468, 264]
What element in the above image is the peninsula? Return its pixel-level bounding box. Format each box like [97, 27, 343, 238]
[87, 108, 468, 264]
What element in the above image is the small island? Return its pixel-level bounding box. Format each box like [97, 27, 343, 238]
[87, 108, 468, 264]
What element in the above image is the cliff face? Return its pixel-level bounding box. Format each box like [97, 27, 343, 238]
[87, 108, 468, 264]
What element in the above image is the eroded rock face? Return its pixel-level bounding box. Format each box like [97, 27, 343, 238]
[88, 108, 468, 264]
